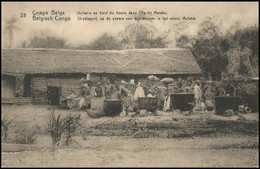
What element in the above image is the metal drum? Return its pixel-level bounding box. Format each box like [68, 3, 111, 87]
[244, 94, 258, 112]
[215, 96, 241, 115]
[103, 99, 123, 117]
[171, 94, 195, 111]
[138, 97, 159, 112]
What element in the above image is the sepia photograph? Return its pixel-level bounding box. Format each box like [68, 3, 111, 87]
[1, 1, 259, 167]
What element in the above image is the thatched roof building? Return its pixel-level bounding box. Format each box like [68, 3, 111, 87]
[1, 48, 202, 105]
[2, 48, 201, 75]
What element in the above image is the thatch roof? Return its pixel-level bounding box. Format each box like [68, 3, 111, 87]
[1, 48, 202, 75]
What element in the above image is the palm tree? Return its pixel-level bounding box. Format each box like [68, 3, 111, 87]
[4, 17, 20, 48]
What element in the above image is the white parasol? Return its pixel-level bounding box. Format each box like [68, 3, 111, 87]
[147, 75, 160, 81]
[160, 78, 175, 83]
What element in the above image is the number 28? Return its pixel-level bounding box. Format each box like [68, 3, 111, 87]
[20, 13, 26, 18]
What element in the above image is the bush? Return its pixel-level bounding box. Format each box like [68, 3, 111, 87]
[12, 126, 38, 144]
[1, 117, 15, 143]
[46, 108, 81, 146]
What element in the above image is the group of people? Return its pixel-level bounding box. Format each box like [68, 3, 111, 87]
[75, 78, 135, 113]
[161, 79, 202, 112]
[74, 77, 154, 115]
[160, 79, 232, 112]
[63, 74, 234, 115]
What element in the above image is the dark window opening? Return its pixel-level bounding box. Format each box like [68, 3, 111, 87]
[23, 75, 32, 97]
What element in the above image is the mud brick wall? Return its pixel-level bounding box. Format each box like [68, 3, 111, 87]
[30, 73, 148, 104]
[31, 75, 83, 104]
[31, 77, 48, 104]
[60, 77, 82, 97]
[1, 75, 16, 103]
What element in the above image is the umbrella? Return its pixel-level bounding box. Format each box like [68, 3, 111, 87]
[130, 79, 135, 85]
[120, 80, 128, 84]
[147, 75, 160, 81]
[160, 78, 175, 83]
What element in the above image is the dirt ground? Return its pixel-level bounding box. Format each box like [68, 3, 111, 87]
[1, 104, 259, 167]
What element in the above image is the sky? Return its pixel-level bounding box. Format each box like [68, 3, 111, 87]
[1, 2, 259, 48]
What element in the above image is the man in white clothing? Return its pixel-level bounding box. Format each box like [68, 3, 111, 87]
[133, 82, 145, 101]
[194, 80, 202, 111]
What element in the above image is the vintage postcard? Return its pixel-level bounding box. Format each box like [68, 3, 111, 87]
[1, 1, 259, 167]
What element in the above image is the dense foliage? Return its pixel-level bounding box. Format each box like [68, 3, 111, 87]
[77, 33, 122, 50]
[29, 36, 66, 49]
[176, 17, 258, 80]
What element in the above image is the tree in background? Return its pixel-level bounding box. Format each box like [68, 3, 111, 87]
[77, 10, 168, 50]
[176, 35, 194, 49]
[197, 16, 222, 40]
[176, 16, 258, 80]
[219, 26, 258, 78]
[21, 41, 27, 48]
[119, 23, 168, 49]
[28, 36, 66, 49]
[77, 33, 122, 50]
[226, 47, 242, 77]
[4, 17, 21, 48]
[171, 20, 196, 48]
[77, 23, 169, 50]
[119, 10, 169, 49]
[232, 26, 258, 76]
[191, 17, 229, 80]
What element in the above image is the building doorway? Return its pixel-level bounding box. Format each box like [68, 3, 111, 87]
[47, 86, 61, 106]
[24, 75, 32, 97]
[1, 75, 15, 103]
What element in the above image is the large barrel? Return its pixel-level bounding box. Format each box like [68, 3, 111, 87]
[138, 97, 159, 112]
[215, 96, 241, 115]
[103, 99, 123, 117]
[171, 94, 195, 111]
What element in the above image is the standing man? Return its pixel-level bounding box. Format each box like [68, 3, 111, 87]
[118, 85, 133, 116]
[163, 83, 171, 112]
[176, 82, 185, 93]
[133, 82, 145, 114]
[194, 80, 202, 111]
[83, 82, 92, 109]
[95, 82, 105, 98]
[185, 80, 194, 94]
[133, 82, 145, 101]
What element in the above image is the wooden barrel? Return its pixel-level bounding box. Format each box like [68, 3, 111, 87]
[215, 96, 241, 115]
[103, 99, 123, 117]
[138, 97, 159, 112]
[171, 94, 194, 111]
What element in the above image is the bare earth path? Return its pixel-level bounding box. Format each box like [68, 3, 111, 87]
[1, 105, 258, 167]
[1, 135, 258, 167]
